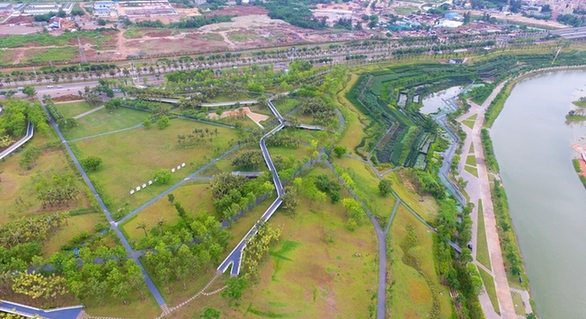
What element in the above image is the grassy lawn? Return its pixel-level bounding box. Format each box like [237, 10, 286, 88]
[64, 107, 149, 140]
[227, 32, 261, 42]
[478, 266, 499, 315]
[388, 203, 454, 318]
[466, 155, 477, 166]
[336, 73, 371, 157]
[268, 144, 312, 163]
[572, 100, 586, 108]
[512, 291, 527, 316]
[462, 120, 475, 129]
[200, 33, 224, 41]
[272, 97, 300, 115]
[465, 165, 479, 177]
[394, 6, 418, 15]
[56, 101, 93, 119]
[248, 104, 274, 117]
[42, 213, 105, 257]
[84, 291, 161, 319]
[333, 156, 398, 221]
[464, 114, 477, 121]
[122, 181, 214, 245]
[215, 114, 259, 129]
[0, 49, 19, 65]
[229, 177, 378, 318]
[476, 200, 491, 271]
[0, 134, 91, 222]
[385, 169, 440, 223]
[469, 143, 474, 154]
[24, 47, 78, 63]
[71, 119, 239, 216]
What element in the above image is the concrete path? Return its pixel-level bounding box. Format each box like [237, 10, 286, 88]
[457, 82, 517, 319]
[73, 105, 104, 119]
[0, 121, 33, 160]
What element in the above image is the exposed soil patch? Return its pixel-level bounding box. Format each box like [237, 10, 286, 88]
[206, 6, 267, 17]
[53, 94, 84, 102]
[145, 29, 173, 37]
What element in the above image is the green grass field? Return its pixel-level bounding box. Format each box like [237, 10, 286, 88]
[476, 200, 491, 271]
[272, 97, 300, 115]
[512, 291, 526, 316]
[0, 49, 19, 65]
[336, 73, 371, 157]
[56, 101, 93, 119]
[573, 100, 586, 108]
[122, 182, 214, 245]
[227, 32, 261, 43]
[465, 165, 479, 177]
[462, 120, 475, 129]
[71, 119, 239, 215]
[466, 155, 477, 166]
[334, 156, 398, 220]
[386, 169, 440, 223]
[64, 107, 148, 140]
[42, 213, 105, 257]
[394, 6, 418, 15]
[24, 47, 78, 63]
[0, 132, 91, 222]
[478, 266, 499, 315]
[388, 204, 454, 318]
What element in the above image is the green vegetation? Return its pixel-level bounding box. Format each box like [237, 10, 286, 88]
[466, 155, 477, 166]
[388, 204, 454, 318]
[478, 266, 499, 314]
[130, 15, 232, 29]
[56, 101, 92, 119]
[394, 6, 418, 15]
[227, 32, 261, 43]
[566, 111, 586, 122]
[0, 30, 116, 49]
[71, 119, 239, 217]
[512, 291, 527, 316]
[573, 159, 582, 173]
[481, 129, 499, 171]
[24, 47, 77, 64]
[476, 200, 491, 271]
[465, 165, 479, 177]
[572, 99, 586, 108]
[63, 107, 147, 140]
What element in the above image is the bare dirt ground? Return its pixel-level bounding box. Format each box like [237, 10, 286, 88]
[208, 107, 268, 126]
[206, 6, 268, 17]
[455, 10, 568, 29]
[0, 25, 42, 36]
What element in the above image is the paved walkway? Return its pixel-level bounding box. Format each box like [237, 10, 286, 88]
[456, 83, 517, 319]
[73, 105, 104, 119]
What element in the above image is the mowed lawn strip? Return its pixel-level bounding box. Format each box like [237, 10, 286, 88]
[337, 73, 370, 157]
[478, 266, 500, 315]
[388, 204, 454, 318]
[476, 200, 491, 271]
[64, 107, 148, 140]
[386, 169, 440, 223]
[512, 291, 526, 316]
[122, 182, 215, 245]
[466, 155, 477, 166]
[56, 101, 93, 119]
[71, 119, 239, 214]
[272, 97, 300, 114]
[465, 165, 479, 177]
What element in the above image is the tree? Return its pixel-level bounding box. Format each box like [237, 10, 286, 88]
[143, 118, 152, 129]
[136, 221, 147, 237]
[19, 146, 41, 170]
[333, 146, 346, 158]
[104, 98, 121, 112]
[157, 115, 170, 130]
[202, 307, 221, 319]
[154, 169, 172, 185]
[378, 179, 392, 197]
[80, 156, 103, 171]
[281, 186, 298, 215]
[221, 275, 249, 300]
[167, 193, 175, 204]
[23, 86, 36, 98]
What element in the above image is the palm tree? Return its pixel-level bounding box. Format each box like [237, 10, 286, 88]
[136, 221, 147, 237]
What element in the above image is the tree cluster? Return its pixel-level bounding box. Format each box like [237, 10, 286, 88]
[0, 99, 49, 138]
[211, 172, 273, 220]
[239, 222, 282, 280]
[300, 98, 336, 126]
[0, 212, 68, 249]
[177, 127, 219, 148]
[45, 96, 77, 132]
[231, 150, 264, 170]
[35, 173, 80, 208]
[314, 174, 341, 203]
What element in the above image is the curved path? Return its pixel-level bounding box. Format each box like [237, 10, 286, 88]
[0, 121, 33, 160]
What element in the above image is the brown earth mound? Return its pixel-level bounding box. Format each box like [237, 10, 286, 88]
[205, 6, 267, 17]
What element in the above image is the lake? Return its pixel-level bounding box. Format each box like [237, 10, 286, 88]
[492, 70, 586, 318]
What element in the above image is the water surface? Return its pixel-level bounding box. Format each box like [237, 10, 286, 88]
[492, 70, 586, 318]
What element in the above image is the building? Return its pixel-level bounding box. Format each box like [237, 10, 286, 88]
[94, 1, 116, 18]
[0, 3, 13, 13]
[22, 2, 74, 15]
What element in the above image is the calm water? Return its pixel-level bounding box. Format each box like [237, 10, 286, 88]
[420, 86, 462, 114]
[492, 70, 586, 318]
